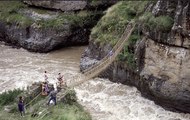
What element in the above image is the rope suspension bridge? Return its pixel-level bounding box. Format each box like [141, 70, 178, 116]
[23, 22, 136, 119]
[68, 22, 135, 87]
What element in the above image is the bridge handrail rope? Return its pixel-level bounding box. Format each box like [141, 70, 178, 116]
[82, 22, 134, 74]
[83, 23, 134, 76]
[24, 92, 41, 108]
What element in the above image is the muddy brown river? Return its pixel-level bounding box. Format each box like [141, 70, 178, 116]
[0, 43, 190, 120]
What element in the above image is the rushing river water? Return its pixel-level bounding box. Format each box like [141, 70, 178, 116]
[0, 43, 190, 120]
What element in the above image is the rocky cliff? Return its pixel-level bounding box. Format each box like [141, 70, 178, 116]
[24, 0, 117, 11]
[80, 0, 190, 113]
[0, 1, 115, 52]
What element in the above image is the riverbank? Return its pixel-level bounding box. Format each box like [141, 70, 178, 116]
[0, 88, 91, 120]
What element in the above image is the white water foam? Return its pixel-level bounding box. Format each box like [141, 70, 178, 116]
[75, 78, 190, 120]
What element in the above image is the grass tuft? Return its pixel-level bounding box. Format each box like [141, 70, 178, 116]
[139, 12, 174, 32]
[117, 27, 140, 69]
[0, 1, 26, 13]
[36, 11, 101, 29]
[0, 89, 23, 107]
[91, 1, 148, 46]
[0, 1, 33, 27]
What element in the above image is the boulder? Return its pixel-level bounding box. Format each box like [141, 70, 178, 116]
[24, 1, 87, 11]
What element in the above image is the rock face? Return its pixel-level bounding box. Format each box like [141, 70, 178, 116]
[0, 1, 118, 52]
[0, 20, 89, 52]
[0, 18, 89, 52]
[24, 1, 87, 11]
[0, 1, 106, 52]
[80, 0, 190, 113]
[80, 42, 111, 71]
[144, 0, 190, 49]
[24, 0, 118, 11]
[136, 39, 190, 112]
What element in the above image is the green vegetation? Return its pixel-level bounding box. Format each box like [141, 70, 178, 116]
[31, 8, 49, 14]
[41, 103, 91, 120]
[91, 1, 147, 68]
[0, 1, 101, 29]
[64, 89, 77, 105]
[89, 0, 102, 7]
[36, 10, 101, 29]
[118, 49, 136, 69]
[91, 1, 173, 69]
[91, 1, 148, 46]
[0, 1, 33, 27]
[0, 13, 33, 27]
[0, 1, 91, 28]
[36, 13, 84, 29]
[0, 89, 23, 107]
[118, 27, 140, 69]
[0, 1, 26, 13]
[139, 12, 174, 32]
[0, 88, 91, 120]
[41, 89, 91, 120]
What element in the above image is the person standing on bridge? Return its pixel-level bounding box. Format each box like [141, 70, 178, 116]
[18, 96, 25, 117]
[108, 50, 113, 60]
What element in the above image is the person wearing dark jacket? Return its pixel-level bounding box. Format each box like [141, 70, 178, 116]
[18, 96, 25, 117]
[47, 87, 57, 105]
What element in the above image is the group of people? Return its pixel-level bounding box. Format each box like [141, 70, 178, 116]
[18, 71, 66, 117]
[42, 71, 66, 106]
[44, 71, 66, 86]
[42, 71, 66, 95]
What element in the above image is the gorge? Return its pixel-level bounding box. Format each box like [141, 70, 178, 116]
[0, 0, 190, 119]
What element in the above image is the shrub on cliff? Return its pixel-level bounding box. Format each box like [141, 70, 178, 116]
[90, 1, 147, 69]
[0, 1, 33, 27]
[63, 89, 77, 105]
[91, 1, 148, 46]
[139, 12, 174, 32]
[33, 10, 101, 30]
[118, 27, 140, 69]
[0, 1, 25, 13]
[0, 1, 101, 30]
